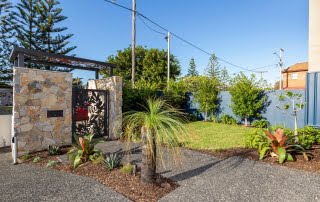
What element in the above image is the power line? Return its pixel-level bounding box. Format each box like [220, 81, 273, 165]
[137, 15, 166, 36]
[249, 64, 278, 71]
[104, 0, 265, 73]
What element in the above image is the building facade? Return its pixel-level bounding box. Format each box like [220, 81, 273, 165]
[282, 62, 308, 89]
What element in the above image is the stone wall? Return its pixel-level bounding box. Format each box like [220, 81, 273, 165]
[88, 76, 122, 139]
[13, 67, 72, 155]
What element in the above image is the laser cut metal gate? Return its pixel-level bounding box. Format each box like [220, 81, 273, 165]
[72, 88, 108, 138]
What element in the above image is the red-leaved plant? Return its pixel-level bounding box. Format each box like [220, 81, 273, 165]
[259, 128, 309, 164]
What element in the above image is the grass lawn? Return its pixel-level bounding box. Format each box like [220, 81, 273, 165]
[180, 121, 258, 151]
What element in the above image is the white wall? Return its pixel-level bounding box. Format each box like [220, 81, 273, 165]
[0, 115, 12, 147]
[309, 0, 320, 72]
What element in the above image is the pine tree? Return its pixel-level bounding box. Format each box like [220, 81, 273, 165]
[220, 67, 230, 90]
[12, 0, 76, 71]
[11, 0, 40, 50]
[187, 58, 198, 76]
[35, 0, 76, 55]
[205, 53, 222, 79]
[0, 0, 15, 87]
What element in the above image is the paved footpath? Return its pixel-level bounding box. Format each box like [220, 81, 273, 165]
[2, 142, 320, 201]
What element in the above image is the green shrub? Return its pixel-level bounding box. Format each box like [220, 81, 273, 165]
[46, 160, 60, 167]
[102, 153, 121, 171]
[90, 153, 105, 165]
[210, 115, 219, 123]
[297, 126, 320, 149]
[251, 119, 270, 128]
[33, 156, 42, 163]
[20, 153, 31, 161]
[245, 130, 263, 148]
[220, 114, 237, 125]
[120, 163, 134, 174]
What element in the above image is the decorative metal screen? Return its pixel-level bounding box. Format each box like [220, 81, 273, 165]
[72, 88, 108, 138]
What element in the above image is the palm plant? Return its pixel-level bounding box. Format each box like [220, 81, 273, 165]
[123, 98, 188, 184]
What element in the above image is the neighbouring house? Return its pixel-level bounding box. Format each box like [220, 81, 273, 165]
[282, 62, 308, 89]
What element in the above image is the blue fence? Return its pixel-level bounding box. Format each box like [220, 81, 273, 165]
[188, 90, 306, 129]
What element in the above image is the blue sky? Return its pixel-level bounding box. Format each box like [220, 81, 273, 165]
[12, 0, 309, 85]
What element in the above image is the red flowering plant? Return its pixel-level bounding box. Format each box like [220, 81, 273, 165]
[67, 134, 104, 168]
[258, 128, 309, 164]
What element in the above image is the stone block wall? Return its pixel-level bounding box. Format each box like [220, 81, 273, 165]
[88, 76, 122, 139]
[13, 67, 72, 155]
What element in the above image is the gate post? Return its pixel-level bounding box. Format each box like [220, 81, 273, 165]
[88, 76, 122, 139]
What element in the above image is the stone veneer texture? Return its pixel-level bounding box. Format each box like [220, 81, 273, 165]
[88, 76, 122, 139]
[13, 67, 72, 155]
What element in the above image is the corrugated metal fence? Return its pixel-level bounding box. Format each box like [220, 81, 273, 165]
[188, 90, 305, 129]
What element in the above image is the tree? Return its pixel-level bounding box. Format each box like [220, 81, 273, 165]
[0, 0, 15, 87]
[277, 91, 304, 142]
[35, 0, 76, 55]
[229, 72, 268, 126]
[190, 76, 220, 121]
[219, 67, 230, 90]
[11, 0, 40, 50]
[12, 0, 76, 71]
[187, 58, 198, 77]
[102, 46, 181, 87]
[205, 54, 221, 78]
[142, 48, 180, 86]
[123, 99, 187, 184]
[205, 54, 230, 90]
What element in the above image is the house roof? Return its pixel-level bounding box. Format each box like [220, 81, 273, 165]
[282, 62, 308, 73]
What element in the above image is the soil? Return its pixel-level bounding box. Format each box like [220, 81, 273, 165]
[22, 149, 178, 202]
[187, 146, 320, 173]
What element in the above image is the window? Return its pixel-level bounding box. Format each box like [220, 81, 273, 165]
[291, 73, 298, 80]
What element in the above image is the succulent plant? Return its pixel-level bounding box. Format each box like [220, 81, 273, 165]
[102, 153, 121, 170]
[48, 145, 61, 156]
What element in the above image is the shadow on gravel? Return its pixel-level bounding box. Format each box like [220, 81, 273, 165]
[169, 160, 222, 182]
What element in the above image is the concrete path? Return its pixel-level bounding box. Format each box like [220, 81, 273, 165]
[0, 147, 130, 202]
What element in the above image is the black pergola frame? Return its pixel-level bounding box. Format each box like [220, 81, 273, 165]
[9, 47, 115, 79]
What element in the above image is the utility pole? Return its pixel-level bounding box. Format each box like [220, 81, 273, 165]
[166, 31, 170, 84]
[257, 71, 267, 79]
[274, 48, 284, 90]
[279, 48, 284, 90]
[131, 0, 136, 87]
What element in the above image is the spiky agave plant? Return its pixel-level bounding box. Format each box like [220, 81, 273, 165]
[123, 98, 188, 184]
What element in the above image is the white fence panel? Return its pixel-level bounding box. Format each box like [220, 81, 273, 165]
[0, 115, 12, 147]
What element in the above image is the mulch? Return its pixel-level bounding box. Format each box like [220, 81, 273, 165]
[22, 149, 178, 202]
[187, 146, 320, 173]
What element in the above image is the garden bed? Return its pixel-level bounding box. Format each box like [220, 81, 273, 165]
[187, 146, 320, 173]
[22, 149, 179, 202]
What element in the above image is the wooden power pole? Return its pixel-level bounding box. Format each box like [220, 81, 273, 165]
[132, 0, 136, 87]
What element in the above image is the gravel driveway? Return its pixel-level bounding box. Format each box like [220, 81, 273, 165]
[0, 147, 130, 202]
[2, 141, 320, 202]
